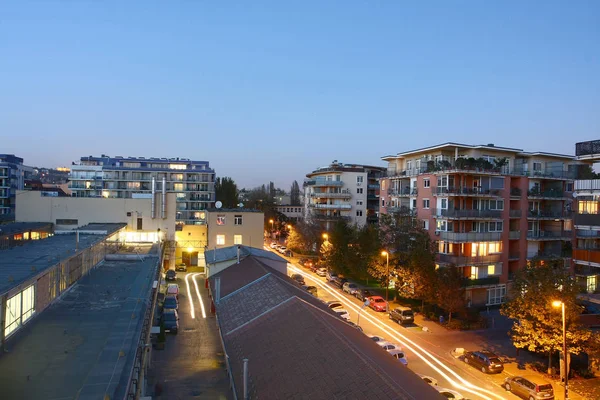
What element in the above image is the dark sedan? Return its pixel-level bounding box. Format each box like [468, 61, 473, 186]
[464, 350, 504, 374]
[162, 309, 179, 334]
[355, 288, 375, 302]
[163, 295, 179, 311]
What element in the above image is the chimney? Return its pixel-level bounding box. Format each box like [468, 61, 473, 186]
[214, 277, 221, 304]
[243, 358, 249, 400]
[237, 245, 241, 264]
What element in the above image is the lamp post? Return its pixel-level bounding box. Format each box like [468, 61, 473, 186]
[552, 300, 568, 399]
[381, 251, 389, 312]
[269, 219, 274, 239]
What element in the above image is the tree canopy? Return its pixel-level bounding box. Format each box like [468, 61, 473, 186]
[214, 177, 239, 208]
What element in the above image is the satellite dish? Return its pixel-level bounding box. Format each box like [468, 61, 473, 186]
[215, 201, 223, 209]
[238, 202, 244, 208]
[572, 192, 577, 198]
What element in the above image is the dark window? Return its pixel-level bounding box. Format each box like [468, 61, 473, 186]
[126, 212, 132, 217]
[234, 215, 242, 225]
[137, 218, 143, 230]
[56, 219, 78, 225]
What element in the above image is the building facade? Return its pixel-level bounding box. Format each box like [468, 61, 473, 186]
[69, 155, 215, 226]
[0, 154, 33, 217]
[274, 204, 304, 222]
[304, 161, 385, 229]
[380, 142, 588, 307]
[573, 139, 600, 294]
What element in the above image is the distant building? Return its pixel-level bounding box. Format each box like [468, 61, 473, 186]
[0, 154, 33, 217]
[274, 204, 304, 222]
[304, 160, 385, 229]
[69, 155, 215, 226]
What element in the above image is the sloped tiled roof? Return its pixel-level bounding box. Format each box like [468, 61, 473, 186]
[211, 258, 441, 399]
[205, 245, 286, 265]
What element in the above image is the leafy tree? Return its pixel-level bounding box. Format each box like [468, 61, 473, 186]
[214, 177, 239, 208]
[286, 220, 322, 254]
[290, 180, 301, 206]
[576, 164, 600, 179]
[434, 266, 466, 322]
[320, 220, 357, 275]
[501, 257, 592, 373]
[351, 224, 382, 281]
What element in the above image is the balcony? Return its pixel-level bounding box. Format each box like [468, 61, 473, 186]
[527, 231, 572, 240]
[310, 191, 352, 199]
[508, 252, 520, 261]
[438, 253, 501, 266]
[462, 276, 501, 288]
[305, 179, 344, 187]
[509, 210, 522, 218]
[311, 214, 351, 222]
[574, 213, 600, 227]
[528, 250, 572, 260]
[438, 231, 502, 242]
[509, 231, 521, 240]
[573, 248, 600, 265]
[309, 204, 352, 210]
[367, 184, 380, 190]
[436, 209, 502, 219]
[388, 188, 418, 197]
[434, 187, 502, 197]
[386, 207, 417, 216]
[527, 189, 568, 200]
[510, 187, 522, 197]
[575, 229, 600, 238]
[527, 210, 572, 220]
[576, 139, 600, 158]
[367, 194, 378, 200]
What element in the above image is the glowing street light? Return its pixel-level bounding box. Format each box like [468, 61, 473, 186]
[269, 219, 274, 237]
[187, 246, 193, 253]
[287, 224, 292, 230]
[381, 251, 390, 311]
[552, 300, 568, 399]
[322, 233, 328, 240]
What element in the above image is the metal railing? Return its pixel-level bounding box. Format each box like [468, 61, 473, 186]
[508, 252, 520, 260]
[527, 189, 567, 198]
[509, 210, 522, 218]
[510, 187, 522, 197]
[309, 204, 352, 210]
[509, 231, 521, 240]
[436, 209, 502, 219]
[305, 179, 344, 187]
[438, 253, 501, 266]
[462, 276, 500, 287]
[438, 231, 502, 242]
[434, 187, 502, 196]
[310, 214, 351, 221]
[309, 191, 352, 199]
[388, 188, 418, 196]
[527, 210, 572, 219]
[386, 163, 576, 179]
[526, 231, 571, 239]
[575, 230, 600, 238]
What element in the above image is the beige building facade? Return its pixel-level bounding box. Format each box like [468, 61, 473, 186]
[206, 209, 264, 250]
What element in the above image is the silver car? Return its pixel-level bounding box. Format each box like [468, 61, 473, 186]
[342, 282, 359, 295]
[504, 375, 554, 399]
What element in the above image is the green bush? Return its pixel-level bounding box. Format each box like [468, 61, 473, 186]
[445, 320, 463, 330]
[576, 368, 595, 379]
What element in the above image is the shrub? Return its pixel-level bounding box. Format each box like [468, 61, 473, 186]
[576, 367, 596, 379]
[445, 320, 463, 330]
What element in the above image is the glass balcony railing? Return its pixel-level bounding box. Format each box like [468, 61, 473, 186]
[434, 187, 502, 196]
[309, 204, 352, 210]
[305, 179, 344, 187]
[435, 209, 502, 219]
[462, 276, 501, 287]
[438, 231, 502, 242]
[438, 253, 501, 266]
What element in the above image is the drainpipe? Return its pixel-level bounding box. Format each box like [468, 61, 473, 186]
[161, 177, 166, 219]
[237, 245, 241, 264]
[151, 177, 156, 219]
[76, 230, 79, 252]
[214, 277, 221, 304]
[243, 358, 249, 400]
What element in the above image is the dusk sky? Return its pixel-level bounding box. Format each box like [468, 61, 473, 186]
[1, 1, 598, 189]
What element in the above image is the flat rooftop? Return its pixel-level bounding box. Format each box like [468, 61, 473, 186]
[0, 249, 160, 400]
[0, 233, 107, 296]
[0, 222, 53, 236]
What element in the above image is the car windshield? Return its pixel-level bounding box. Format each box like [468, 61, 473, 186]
[165, 298, 177, 305]
[538, 384, 553, 391]
[374, 298, 384, 303]
[402, 310, 413, 316]
[164, 313, 176, 321]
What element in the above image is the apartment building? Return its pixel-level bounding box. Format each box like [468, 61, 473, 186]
[573, 139, 600, 294]
[0, 154, 33, 217]
[380, 142, 588, 307]
[69, 155, 215, 226]
[304, 161, 385, 229]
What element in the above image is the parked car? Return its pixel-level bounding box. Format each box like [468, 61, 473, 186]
[162, 309, 179, 334]
[417, 374, 438, 386]
[269, 242, 278, 249]
[166, 283, 179, 299]
[278, 246, 288, 254]
[308, 263, 319, 272]
[387, 349, 408, 366]
[325, 300, 343, 309]
[326, 270, 338, 282]
[298, 258, 309, 266]
[367, 296, 388, 312]
[290, 273, 305, 285]
[333, 308, 350, 321]
[503, 375, 554, 400]
[345, 321, 363, 332]
[376, 341, 401, 352]
[342, 282, 359, 295]
[163, 294, 179, 310]
[165, 269, 177, 281]
[175, 263, 187, 272]
[355, 288, 374, 302]
[435, 387, 467, 399]
[463, 350, 504, 374]
[331, 275, 347, 289]
[367, 334, 386, 343]
[302, 285, 318, 296]
[389, 306, 415, 325]
[315, 267, 327, 277]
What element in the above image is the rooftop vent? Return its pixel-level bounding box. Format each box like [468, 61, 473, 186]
[487, 143, 495, 147]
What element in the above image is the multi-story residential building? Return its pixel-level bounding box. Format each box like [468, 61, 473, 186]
[304, 161, 385, 229]
[274, 204, 304, 222]
[0, 155, 33, 217]
[380, 142, 589, 307]
[69, 155, 215, 226]
[573, 139, 600, 294]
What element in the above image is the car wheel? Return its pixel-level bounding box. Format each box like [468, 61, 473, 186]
[464, 357, 469, 364]
[481, 366, 487, 373]
[504, 383, 511, 392]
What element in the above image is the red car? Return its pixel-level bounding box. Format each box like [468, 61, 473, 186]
[367, 296, 388, 312]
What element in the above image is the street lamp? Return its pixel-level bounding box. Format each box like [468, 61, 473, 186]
[322, 233, 328, 241]
[381, 251, 389, 311]
[287, 224, 292, 230]
[269, 219, 274, 238]
[552, 300, 568, 400]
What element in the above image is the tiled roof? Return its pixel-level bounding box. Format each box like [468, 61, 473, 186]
[212, 258, 440, 399]
[205, 245, 287, 265]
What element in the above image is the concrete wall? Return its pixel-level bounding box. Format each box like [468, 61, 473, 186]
[206, 211, 264, 250]
[15, 191, 177, 240]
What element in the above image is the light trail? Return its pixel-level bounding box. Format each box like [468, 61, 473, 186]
[184, 273, 196, 319]
[289, 264, 505, 400]
[192, 273, 207, 319]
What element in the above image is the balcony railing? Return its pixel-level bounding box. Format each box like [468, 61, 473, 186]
[528, 250, 572, 259]
[367, 184, 380, 189]
[462, 276, 501, 287]
[310, 204, 352, 210]
[438, 253, 501, 266]
[438, 231, 502, 242]
[436, 209, 502, 219]
[508, 252, 520, 260]
[388, 188, 418, 196]
[310, 214, 351, 222]
[527, 231, 572, 240]
[510, 187, 522, 197]
[509, 231, 521, 240]
[434, 187, 502, 196]
[305, 179, 344, 187]
[575, 229, 600, 238]
[574, 213, 600, 227]
[527, 189, 568, 199]
[573, 248, 600, 264]
[527, 210, 572, 219]
[386, 207, 417, 216]
[509, 210, 522, 218]
[310, 191, 352, 199]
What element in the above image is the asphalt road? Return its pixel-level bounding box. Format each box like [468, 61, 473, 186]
[273, 247, 538, 400]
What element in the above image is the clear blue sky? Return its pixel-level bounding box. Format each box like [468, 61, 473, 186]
[1, 1, 598, 189]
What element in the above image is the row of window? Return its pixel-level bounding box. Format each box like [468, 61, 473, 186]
[278, 207, 302, 213]
[216, 234, 243, 245]
[435, 220, 503, 232]
[216, 215, 243, 226]
[438, 241, 502, 256]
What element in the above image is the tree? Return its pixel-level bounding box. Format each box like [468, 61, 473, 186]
[286, 220, 322, 254]
[501, 257, 592, 374]
[214, 177, 239, 208]
[290, 180, 301, 206]
[434, 266, 466, 322]
[320, 220, 356, 276]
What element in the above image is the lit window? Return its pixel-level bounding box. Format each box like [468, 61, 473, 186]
[169, 164, 187, 170]
[216, 215, 226, 225]
[579, 201, 598, 214]
[216, 235, 225, 245]
[173, 183, 184, 191]
[234, 235, 242, 244]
